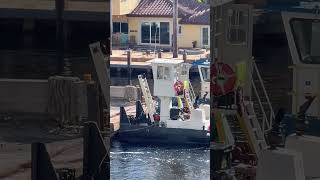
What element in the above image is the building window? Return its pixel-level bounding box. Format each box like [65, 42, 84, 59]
[227, 9, 247, 45]
[201, 27, 210, 47]
[113, 22, 128, 34]
[178, 25, 182, 35]
[200, 67, 210, 82]
[140, 21, 170, 45]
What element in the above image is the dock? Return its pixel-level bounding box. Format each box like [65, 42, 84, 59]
[110, 49, 210, 71]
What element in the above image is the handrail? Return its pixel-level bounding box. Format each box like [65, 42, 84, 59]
[250, 60, 274, 133]
[251, 78, 270, 133]
[253, 61, 275, 125]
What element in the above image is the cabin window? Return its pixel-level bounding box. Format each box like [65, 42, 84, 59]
[164, 67, 170, 80]
[200, 67, 210, 82]
[157, 66, 170, 80]
[227, 9, 247, 45]
[181, 64, 188, 75]
[157, 66, 164, 79]
[291, 19, 320, 64]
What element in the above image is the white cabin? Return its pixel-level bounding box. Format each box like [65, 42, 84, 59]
[148, 58, 210, 130]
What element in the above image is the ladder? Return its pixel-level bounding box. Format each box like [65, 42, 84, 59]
[183, 88, 194, 113]
[215, 110, 256, 164]
[188, 81, 196, 104]
[138, 75, 155, 122]
[241, 101, 268, 157]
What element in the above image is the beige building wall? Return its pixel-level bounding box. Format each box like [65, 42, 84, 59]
[178, 24, 210, 48]
[113, 15, 128, 23]
[112, 0, 141, 15]
[128, 17, 209, 48]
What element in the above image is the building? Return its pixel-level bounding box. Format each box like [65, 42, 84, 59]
[111, 0, 140, 47]
[112, 0, 210, 49]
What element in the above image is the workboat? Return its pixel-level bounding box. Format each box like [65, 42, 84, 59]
[209, 1, 320, 180]
[113, 58, 210, 146]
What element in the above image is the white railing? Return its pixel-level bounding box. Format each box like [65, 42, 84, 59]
[251, 60, 275, 134]
[251, 78, 270, 133]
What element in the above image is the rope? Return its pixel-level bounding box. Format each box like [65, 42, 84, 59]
[47, 76, 80, 126]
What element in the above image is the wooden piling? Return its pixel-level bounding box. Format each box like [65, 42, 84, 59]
[183, 50, 187, 62]
[86, 82, 100, 126]
[158, 49, 162, 58]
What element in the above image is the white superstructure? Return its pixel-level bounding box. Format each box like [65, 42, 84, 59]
[144, 58, 210, 131]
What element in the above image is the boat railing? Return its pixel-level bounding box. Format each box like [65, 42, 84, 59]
[251, 60, 275, 134]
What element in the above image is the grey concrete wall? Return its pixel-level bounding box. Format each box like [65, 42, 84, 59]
[110, 86, 137, 101]
[0, 79, 87, 117]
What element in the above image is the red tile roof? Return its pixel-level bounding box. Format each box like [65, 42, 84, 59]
[127, 0, 210, 25]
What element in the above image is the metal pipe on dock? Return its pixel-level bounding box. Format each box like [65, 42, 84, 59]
[127, 49, 132, 85]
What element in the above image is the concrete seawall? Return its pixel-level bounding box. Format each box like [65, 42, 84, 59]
[110, 85, 138, 101]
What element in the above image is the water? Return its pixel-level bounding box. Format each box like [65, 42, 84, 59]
[110, 141, 210, 180]
[110, 73, 209, 180]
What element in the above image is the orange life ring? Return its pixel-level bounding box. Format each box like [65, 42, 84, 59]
[174, 81, 184, 95]
[211, 62, 236, 97]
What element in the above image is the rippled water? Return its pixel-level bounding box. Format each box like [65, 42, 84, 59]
[110, 141, 210, 180]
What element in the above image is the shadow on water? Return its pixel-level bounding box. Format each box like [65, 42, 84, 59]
[111, 141, 210, 180]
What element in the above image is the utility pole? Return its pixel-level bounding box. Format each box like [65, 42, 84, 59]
[173, 0, 178, 58]
[210, 1, 215, 63]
